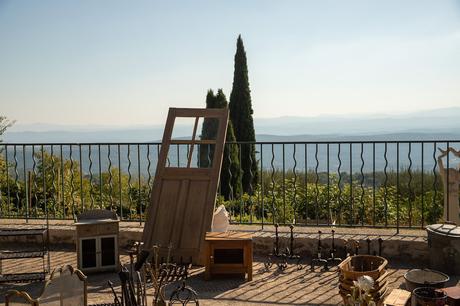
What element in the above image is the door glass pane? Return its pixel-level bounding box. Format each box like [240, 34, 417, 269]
[166, 144, 190, 168]
[171, 117, 196, 140]
[101, 237, 116, 266]
[81, 239, 97, 268]
[197, 117, 218, 141]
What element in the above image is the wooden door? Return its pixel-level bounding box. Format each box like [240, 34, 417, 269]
[142, 108, 229, 264]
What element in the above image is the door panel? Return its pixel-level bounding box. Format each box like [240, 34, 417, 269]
[142, 108, 228, 264]
[180, 180, 209, 249]
[81, 239, 97, 269]
[100, 237, 116, 267]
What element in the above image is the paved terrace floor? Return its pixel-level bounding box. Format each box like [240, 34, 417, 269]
[2, 247, 459, 306]
[1, 219, 458, 305]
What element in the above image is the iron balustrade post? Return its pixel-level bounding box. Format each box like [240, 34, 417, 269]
[446, 141, 450, 221]
[421, 143, 424, 228]
[360, 143, 365, 226]
[108, 145, 113, 211]
[396, 143, 400, 233]
[282, 143, 286, 224]
[349, 143, 353, 225]
[304, 143, 308, 225]
[41, 145, 47, 220]
[372, 143, 376, 226]
[239, 143, 243, 224]
[50, 145, 56, 218]
[384, 143, 388, 227]
[253, 146, 259, 225]
[0, 145, 4, 217]
[292, 143, 297, 224]
[315, 143, 319, 225]
[408, 143, 413, 227]
[271, 143, 276, 224]
[23, 144, 28, 221]
[127, 145, 133, 219]
[13, 145, 19, 217]
[32, 145, 38, 217]
[147, 144, 152, 198]
[432, 142, 438, 224]
[88, 145, 94, 209]
[118, 144, 123, 220]
[69, 145, 75, 217]
[227, 143, 233, 223]
[5, 145, 11, 217]
[175, 143, 179, 167]
[248, 143, 254, 223]
[62, 145, 67, 217]
[98, 144, 102, 209]
[327, 143, 330, 226]
[79, 145, 83, 213]
[138, 144, 142, 224]
[337, 143, 342, 226]
[260, 144, 264, 229]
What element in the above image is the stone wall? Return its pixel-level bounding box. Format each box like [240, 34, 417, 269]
[253, 235, 429, 265]
[0, 223, 429, 265]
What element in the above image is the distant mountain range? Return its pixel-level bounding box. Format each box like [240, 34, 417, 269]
[4, 107, 460, 143]
[3, 107, 460, 176]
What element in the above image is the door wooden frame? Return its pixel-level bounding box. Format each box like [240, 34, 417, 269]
[142, 108, 229, 264]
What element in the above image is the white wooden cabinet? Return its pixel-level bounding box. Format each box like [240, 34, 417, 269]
[75, 211, 120, 273]
[79, 234, 118, 272]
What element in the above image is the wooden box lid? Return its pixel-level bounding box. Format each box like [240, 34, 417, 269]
[205, 232, 252, 241]
[383, 288, 411, 306]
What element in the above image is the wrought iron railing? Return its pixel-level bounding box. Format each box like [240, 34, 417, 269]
[0, 141, 458, 231]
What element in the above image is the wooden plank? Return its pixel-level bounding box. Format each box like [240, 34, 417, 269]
[383, 289, 411, 306]
[178, 180, 209, 250]
[174, 108, 227, 118]
[170, 139, 217, 145]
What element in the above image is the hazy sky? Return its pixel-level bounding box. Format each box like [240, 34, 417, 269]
[1, 0, 459, 127]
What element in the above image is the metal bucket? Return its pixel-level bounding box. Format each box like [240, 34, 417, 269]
[404, 269, 449, 292]
[412, 287, 447, 306]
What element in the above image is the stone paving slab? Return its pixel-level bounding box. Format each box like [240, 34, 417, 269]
[1, 247, 458, 305]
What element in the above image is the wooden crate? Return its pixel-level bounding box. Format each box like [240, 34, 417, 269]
[383, 289, 411, 306]
[339, 255, 388, 280]
[338, 255, 389, 305]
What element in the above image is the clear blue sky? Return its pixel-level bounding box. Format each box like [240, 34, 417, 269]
[1, 0, 459, 127]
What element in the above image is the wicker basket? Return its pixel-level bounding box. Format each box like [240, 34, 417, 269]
[338, 255, 387, 280]
[339, 270, 389, 288]
[338, 255, 389, 305]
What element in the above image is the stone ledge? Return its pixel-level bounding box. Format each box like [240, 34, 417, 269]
[0, 219, 428, 264]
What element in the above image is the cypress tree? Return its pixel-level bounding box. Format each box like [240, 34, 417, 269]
[229, 35, 258, 194]
[199, 89, 241, 200]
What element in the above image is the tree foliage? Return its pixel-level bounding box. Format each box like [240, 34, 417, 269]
[223, 170, 446, 226]
[0, 116, 14, 141]
[229, 35, 258, 194]
[200, 89, 242, 199]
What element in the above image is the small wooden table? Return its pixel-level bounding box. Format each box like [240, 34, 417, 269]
[204, 232, 253, 281]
